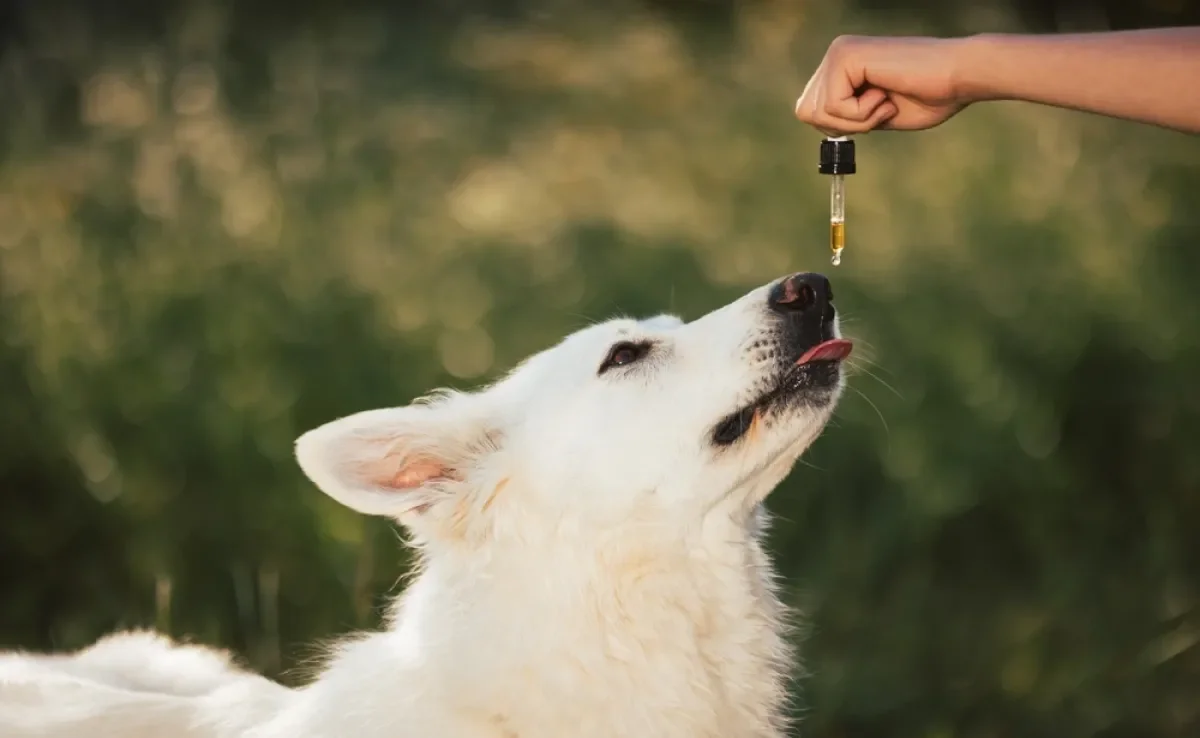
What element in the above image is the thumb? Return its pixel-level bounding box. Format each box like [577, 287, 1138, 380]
[864, 100, 898, 130]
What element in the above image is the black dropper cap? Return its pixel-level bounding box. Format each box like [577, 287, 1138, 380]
[818, 138, 855, 175]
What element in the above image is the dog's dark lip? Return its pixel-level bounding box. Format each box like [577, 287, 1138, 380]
[712, 404, 759, 446]
[711, 339, 852, 447]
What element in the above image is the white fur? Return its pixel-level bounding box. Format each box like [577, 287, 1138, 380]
[0, 633, 288, 737]
[0, 275, 847, 737]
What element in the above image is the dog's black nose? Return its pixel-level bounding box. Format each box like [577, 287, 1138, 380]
[767, 272, 833, 314]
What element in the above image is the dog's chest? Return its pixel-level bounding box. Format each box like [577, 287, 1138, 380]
[468, 550, 792, 738]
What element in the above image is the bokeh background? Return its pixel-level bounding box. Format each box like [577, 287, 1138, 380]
[2, 0, 1199, 735]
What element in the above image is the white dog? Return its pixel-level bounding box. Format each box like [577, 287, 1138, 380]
[0, 271, 852, 738]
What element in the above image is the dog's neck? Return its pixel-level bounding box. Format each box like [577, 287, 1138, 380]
[262, 504, 796, 738]
[388, 508, 791, 737]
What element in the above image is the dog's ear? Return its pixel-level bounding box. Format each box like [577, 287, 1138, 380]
[294, 395, 498, 527]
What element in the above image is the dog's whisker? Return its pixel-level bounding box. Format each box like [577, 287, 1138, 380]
[848, 361, 904, 400]
[847, 385, 890, 436]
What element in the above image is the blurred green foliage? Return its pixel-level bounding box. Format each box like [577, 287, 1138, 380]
[2, 1, 1199, 736]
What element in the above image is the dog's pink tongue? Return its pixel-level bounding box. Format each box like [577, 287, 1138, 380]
[796, 338, 854, 365]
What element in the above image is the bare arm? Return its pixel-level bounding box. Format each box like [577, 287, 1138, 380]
[795, 28, 1200, 135]
[958, 29, 1200, 133]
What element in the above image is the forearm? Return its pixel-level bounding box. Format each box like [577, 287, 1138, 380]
[954, 28, 1200, 133]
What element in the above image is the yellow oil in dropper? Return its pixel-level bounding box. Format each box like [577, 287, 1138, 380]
[818, 136, 854, 266]
[830, 174, 846, 266]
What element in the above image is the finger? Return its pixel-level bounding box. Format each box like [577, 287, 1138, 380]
[863, 100, 898, 130]
[822, 35, 869, 99]
[809, 104, 884, 137]
[794, 92, 815, 125]
[808, 112, 862, 137]
[811, 78, 868, 135]
[877, 103, 955, 131]
[805, 66, 864, 136]
[825, 85, 889, 122]
[794, 68, 825, 124]
[815, 43, 872, 122]
[813, 123, 850, 138]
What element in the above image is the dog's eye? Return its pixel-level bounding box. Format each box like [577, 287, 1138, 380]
[598, 341, 651, 374]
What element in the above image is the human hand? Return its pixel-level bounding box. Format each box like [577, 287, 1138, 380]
[795, 35, 974, 136]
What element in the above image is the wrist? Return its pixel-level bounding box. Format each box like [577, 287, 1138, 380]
[950, 33, 1009, 103]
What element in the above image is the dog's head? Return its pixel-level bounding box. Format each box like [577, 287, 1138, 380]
[296, 272, 850, 546]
